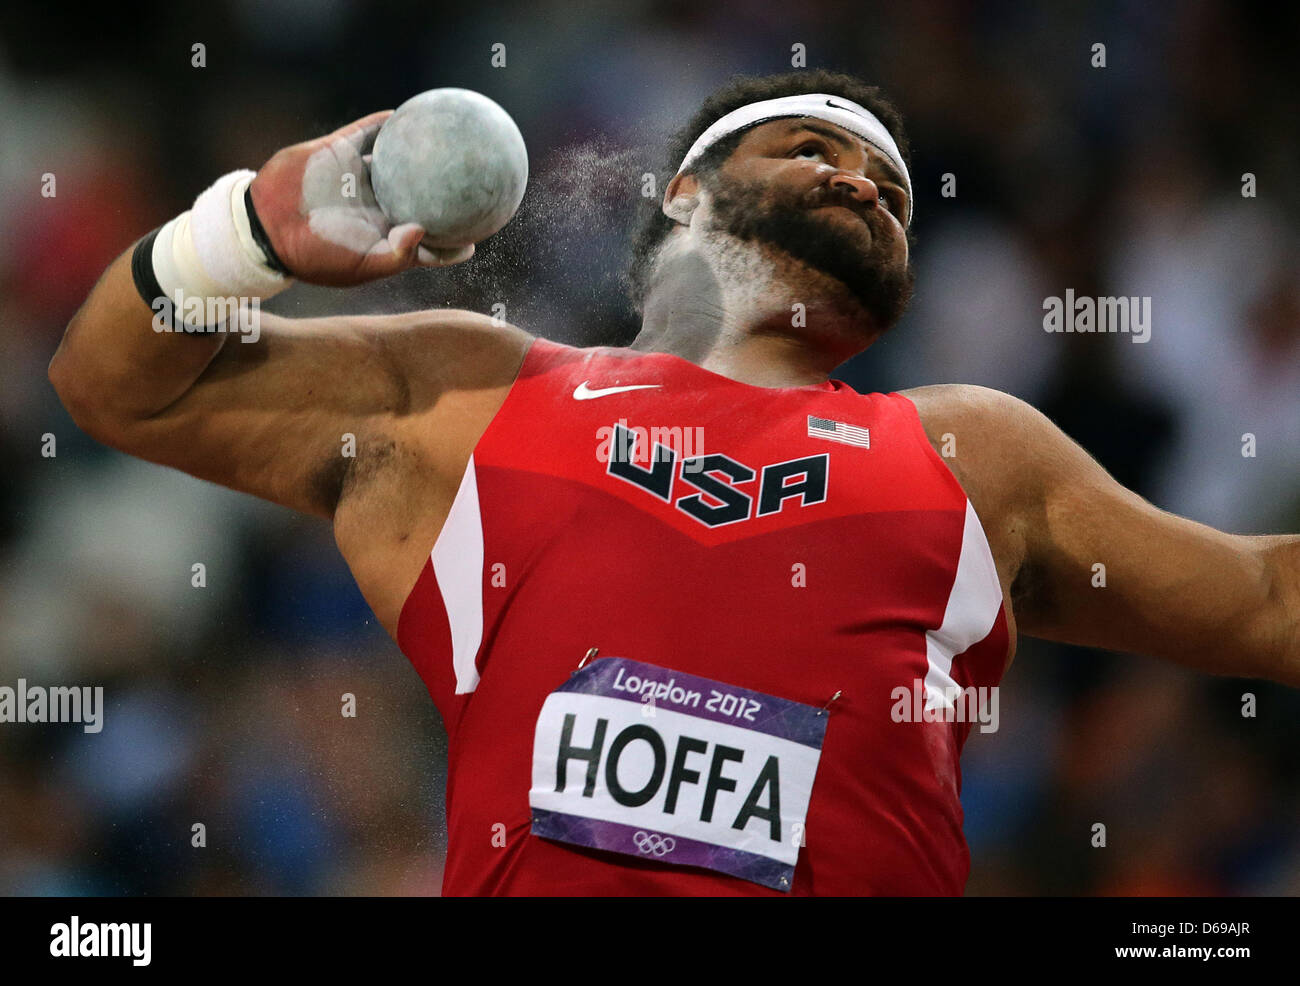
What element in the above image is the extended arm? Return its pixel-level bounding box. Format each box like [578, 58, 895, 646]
[49, 111, 532, 519]
[907, 384, 1299, 685]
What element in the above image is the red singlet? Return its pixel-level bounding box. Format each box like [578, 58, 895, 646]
[397, 338, 1009, 896]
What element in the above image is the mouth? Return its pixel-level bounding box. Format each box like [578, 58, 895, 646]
[815, 202, 875, 234]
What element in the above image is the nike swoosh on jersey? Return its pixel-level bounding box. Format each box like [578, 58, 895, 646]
[572, 381, 664, 400]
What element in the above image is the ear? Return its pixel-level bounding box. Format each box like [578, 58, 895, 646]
[662, 172, 701, 225]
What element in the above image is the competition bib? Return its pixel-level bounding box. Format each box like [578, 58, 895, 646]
[529, 657, 829, 892]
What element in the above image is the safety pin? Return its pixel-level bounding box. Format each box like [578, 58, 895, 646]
[574, 647, 600, 673]
[817, 690, 843, 715]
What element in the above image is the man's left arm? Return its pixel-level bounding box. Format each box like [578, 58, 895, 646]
[996, 390, 1299, 684]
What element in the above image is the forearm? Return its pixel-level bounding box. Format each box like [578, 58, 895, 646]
[50, 164, 292, 437]
[49, 246, 229, 434]
[1026, 500, 1300, 685]
[1253, 534, 1300, 685]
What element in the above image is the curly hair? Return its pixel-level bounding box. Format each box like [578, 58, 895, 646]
[625, 70, 913, 314]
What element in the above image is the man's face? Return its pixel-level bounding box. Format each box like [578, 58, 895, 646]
[687, 117, 915, 331]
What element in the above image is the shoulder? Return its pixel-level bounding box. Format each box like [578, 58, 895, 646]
[898, 383, 1041, 436]
[372, 308, 535, 377]
[895, 382, 1121, 593]
[897, 384, 1066, 488]
[325, 308, 536, 507]
[898, 385, 1022, 487]
[898, 383, 1098, 497]
[301, 308, 534, 420]
[895, 385, 1062, 608]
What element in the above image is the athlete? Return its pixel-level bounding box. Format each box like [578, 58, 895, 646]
[49, 70, 1298, 895]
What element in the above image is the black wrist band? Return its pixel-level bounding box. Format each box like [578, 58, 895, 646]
[131, 226, 168, 310]
[243, 184, 292, 276]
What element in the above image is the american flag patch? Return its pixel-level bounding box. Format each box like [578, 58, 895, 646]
[807, 415, 870, 448]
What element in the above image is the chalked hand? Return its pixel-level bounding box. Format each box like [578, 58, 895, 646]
[247, 110, 479, 287]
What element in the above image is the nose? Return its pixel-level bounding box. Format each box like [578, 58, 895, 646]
[827, 172, 880, 209]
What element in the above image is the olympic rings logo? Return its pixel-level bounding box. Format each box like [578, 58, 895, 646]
[632, 830, 676, 856]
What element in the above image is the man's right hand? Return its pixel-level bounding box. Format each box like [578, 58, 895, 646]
[248, 110, 475, 286]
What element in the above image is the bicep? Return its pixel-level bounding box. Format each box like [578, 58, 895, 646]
[110, 310, 531, 518]
[1012, 401, 1275, 675]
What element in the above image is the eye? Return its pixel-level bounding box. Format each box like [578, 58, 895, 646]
[791, 142, 829, 164]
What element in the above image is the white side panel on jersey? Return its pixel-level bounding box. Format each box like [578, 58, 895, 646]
[923, 499, 1003, 710]
[431, 454, 485, 694]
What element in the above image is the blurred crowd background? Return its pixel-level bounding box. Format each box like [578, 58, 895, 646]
[1, 0, 1297, 895]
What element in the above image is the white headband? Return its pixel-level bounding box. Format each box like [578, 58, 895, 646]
[676, 92, 912, 226]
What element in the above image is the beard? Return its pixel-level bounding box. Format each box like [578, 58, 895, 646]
[704, 174, 915, 332]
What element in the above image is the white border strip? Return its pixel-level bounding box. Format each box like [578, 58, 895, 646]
[431, 454, 486, 694]
[923, 500, 1003, 710]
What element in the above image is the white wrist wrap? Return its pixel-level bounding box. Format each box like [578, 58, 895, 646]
[151, 170, 292, 328]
